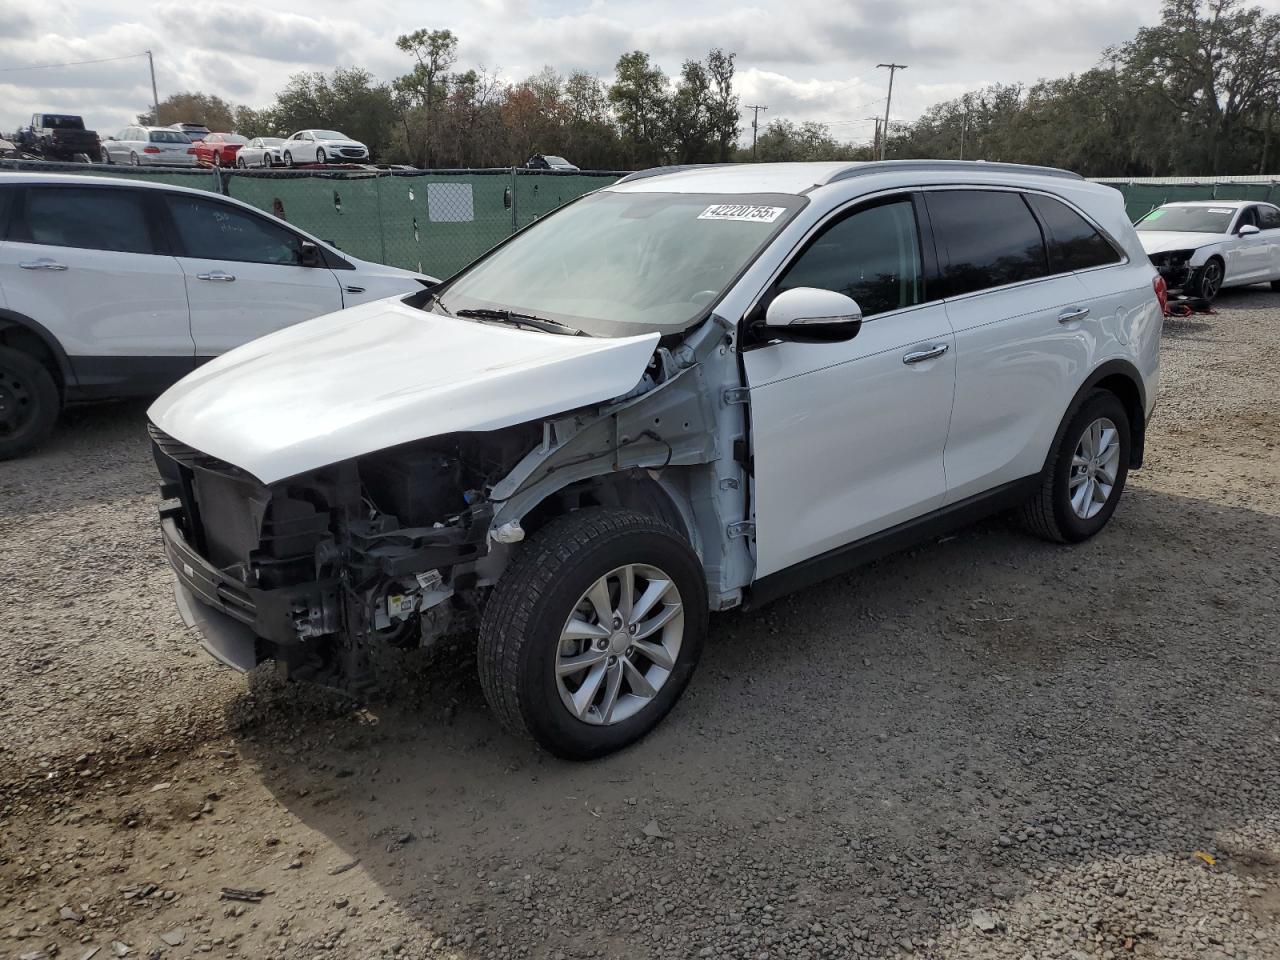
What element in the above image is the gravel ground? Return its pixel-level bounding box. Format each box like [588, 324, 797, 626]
[2, 286, 1278, 960]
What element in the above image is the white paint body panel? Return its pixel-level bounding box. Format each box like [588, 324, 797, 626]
[148, 298, 659, 484]
[745, 305, 956, 578]
[1137, 201, 1280, 286]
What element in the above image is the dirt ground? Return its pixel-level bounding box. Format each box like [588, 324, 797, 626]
[2, 287, 1279, 960]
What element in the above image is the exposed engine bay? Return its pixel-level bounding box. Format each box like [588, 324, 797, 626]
[151, 313, 752, 691]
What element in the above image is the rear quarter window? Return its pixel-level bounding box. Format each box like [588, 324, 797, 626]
[1026, 194, 1123, 272]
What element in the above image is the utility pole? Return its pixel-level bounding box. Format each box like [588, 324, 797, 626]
[745, 104, 768, 161]
[959, 105, 969, 160]
[869, 117, 882, 159]
[876, 63, 906, 160]
[147, 50, 160, 124]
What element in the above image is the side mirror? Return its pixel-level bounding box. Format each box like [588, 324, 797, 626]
[1238, 223, 1260, 237]
[761, 287, 863, 341]
[297, 241, 322, 268]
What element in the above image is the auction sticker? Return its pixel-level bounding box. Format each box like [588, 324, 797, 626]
[698, 203, 787, 223]
[1208, 207, 1234, 214]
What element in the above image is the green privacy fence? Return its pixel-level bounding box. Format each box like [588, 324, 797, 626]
[1093, 177, 1280, 223]
[0, 160, 624, 278]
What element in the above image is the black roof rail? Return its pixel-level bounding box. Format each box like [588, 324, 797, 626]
[614, 163, 722, 184]
[824, 160, 1082, 184]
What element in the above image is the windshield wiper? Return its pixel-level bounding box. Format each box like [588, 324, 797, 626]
[453, 307, 581, 336]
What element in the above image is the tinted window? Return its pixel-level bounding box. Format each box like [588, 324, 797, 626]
[1237, 207, 1259, 229]
[777, 198, 923, 317]
[1259, 205, 1280, 230]
[149, 130, 189, 143]
[1027, 194, 1122, 272]
[0, 188, 14, 240]
[926, 190, 1049, 297]
[23, 187, 155, 254]
[164, 194, 302, 265]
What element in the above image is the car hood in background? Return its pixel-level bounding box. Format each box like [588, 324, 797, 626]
[1137, 231, 1225, 254]
[316, 140, 366, 150]
[148, 298, 658, 484]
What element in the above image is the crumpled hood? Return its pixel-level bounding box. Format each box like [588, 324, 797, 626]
[148, 297, 658, 484]
[1137, 231, 1224, 255]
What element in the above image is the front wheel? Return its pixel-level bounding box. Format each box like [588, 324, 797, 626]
[283, 150, 294, 167]
[236, 157, 246, 169]
[0, 346, 60, 460]
[316, 148, 326, 164]
[100, 148, 112, 164]
[1018, 389, 1131, 543]
[1190, 258, 1223, 302]
[478, 509, 708, 759]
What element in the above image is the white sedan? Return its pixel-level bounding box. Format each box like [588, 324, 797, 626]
[281, 130, 369, 166]
[1136, 200, 1280, 302]
[235, 137, 286, 168]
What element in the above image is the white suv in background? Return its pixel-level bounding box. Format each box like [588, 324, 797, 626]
[0, 173, 432, 458]
[149, 160, 1163, 760]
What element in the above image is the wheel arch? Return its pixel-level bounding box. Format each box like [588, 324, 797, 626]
[0, 309, 75, 398]
[1045, 359, 1148, 472]
[517, 469, 698, 552]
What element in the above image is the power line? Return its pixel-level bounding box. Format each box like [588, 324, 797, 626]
[0, 52, 151, 73]
[745, 104, 768, 161]
[876, 63, 907, 160]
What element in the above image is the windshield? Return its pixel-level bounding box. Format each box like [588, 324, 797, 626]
[223, 134, 249, 145]
[44, 115, 83, 129]
[436, 191, 803, 337]
[312, 130, 346, 140]
[1136, 206, 1236, 233]
[148, 130, 190, 143]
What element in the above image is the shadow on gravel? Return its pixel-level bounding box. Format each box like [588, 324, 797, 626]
[230, 485, 1280, 956]
[0, 398, 154, 518]
[1208, 286, 1280, 312]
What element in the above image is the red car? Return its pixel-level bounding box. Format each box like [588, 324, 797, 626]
[192, 132, 249, 167]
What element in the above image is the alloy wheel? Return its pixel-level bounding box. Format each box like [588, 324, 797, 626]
[556, 564, 684, 726]
[1069, 417, 1121, 520]
[1200, 261, 1222, 300]
[0, 366, 34, 439]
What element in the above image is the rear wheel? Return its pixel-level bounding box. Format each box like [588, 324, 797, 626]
[100, 148, 112, 164]
[128, 151, 139, 166]
[236, 157, 246, 169]
[1191, 257, 1223, 302]
[0, 346, 60, 460]
[478, 508, 708, 759]
[1018, 389, 1131, 543]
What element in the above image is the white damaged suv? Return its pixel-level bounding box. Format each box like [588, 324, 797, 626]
[149, 161, 1163, 759]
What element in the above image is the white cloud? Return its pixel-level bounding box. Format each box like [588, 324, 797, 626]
[3, 0, 1279, 141]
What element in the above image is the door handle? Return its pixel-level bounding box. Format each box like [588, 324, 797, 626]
[1058, 306, 1090, 323]
[903, 343, 949, 364]
[196, 271, 236, 282]
[19, 259, 68, 271]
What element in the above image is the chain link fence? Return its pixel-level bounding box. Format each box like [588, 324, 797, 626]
[1093, 176, 1280, 222]
[7, 160, 1275, 263]
[0, 160, 625, 278]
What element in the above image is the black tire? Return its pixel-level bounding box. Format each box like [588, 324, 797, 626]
[1271, 279, 1280, 292]
[0, 346, 60, 461]
[236, 157, 246, 169]
[316, 148, 326, 164]
[478, 508, 708, 760]
[283, 150, 294, 168]
[100, 148, 112, 164]
[1190, 257, 1224, 302]
[1019, 389, 1131, 543]
[128, 151, 139, 166]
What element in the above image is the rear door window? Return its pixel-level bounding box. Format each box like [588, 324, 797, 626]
[19, 186, 156, 254]
[925, 190, 1050, 297]
[1026, 194, 1123, 272]
[163, 194, 302, 264]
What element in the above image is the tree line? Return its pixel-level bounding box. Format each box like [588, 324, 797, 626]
[139, 0, 1278, 176]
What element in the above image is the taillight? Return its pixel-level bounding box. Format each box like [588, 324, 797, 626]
[1153, 274, 1168, 314]
[143, 145, 161, 153]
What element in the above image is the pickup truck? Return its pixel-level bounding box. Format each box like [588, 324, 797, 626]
[13, 114, 99, 162]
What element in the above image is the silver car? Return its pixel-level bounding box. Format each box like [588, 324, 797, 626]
[101, 126, 197, 167]
[235, 137, 287, 168]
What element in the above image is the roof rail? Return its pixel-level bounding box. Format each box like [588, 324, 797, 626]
[824, 159, 1082, 184]
[613, 163, 721, 184]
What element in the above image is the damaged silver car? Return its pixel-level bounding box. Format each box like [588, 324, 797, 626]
[150, 161, 1162, 758]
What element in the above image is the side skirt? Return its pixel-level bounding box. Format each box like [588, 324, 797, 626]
[64, 355, 196, 401]
[743, 476, 1040, 611]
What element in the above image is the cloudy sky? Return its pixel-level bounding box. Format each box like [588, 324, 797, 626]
[3, 0, 1279, 144]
